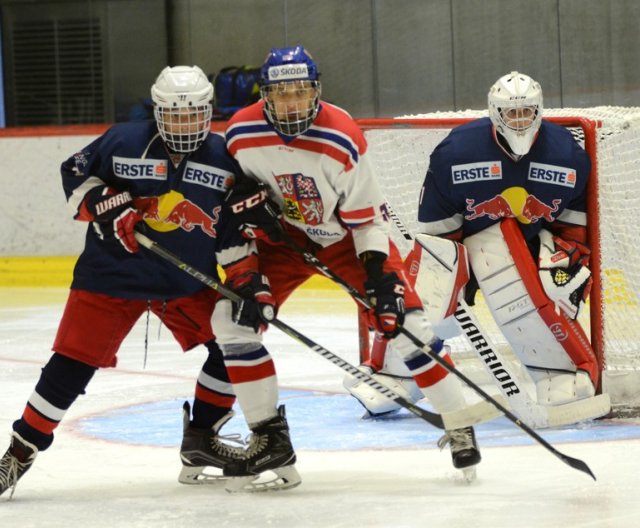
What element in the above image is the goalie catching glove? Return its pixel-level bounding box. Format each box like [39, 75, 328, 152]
[538, 230, 592, 319]
[361, 251, 406, 338]
[228, 271, 277, 333]
[225, 177, 283, 243]
[80, 186, 142, 253]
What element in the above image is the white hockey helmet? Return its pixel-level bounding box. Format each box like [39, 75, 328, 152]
[488, 71, 543, 157]
[151, 65, 213, 153]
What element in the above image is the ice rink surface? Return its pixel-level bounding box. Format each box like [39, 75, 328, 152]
[1, 287, 640, 528]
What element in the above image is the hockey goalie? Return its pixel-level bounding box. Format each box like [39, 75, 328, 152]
[345, 71, 611, 427]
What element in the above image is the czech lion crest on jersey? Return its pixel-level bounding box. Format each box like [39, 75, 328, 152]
[275, 173, 323, 225]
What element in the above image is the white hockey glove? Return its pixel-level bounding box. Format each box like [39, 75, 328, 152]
[538, 230, 593, 319]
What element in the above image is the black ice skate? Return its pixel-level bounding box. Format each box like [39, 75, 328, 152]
[178, 401, 247, 484]
[437, 426, 481, 482]
[223, 405, 301, 493]
[0, 431, 38, 499]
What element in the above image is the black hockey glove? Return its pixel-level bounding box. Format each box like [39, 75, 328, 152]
[361, 251, 406, 339]
[225, 177, 283, 243]
[83, 186, 143, 253]
[228, 271, 277, 333]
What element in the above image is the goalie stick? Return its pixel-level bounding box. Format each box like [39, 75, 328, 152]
[385, 203, 610, 429]
[270, 224, 596, 480]
[134, 231, 483, 431]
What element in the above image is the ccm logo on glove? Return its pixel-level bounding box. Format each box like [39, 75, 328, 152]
[229, 188, 269, 214]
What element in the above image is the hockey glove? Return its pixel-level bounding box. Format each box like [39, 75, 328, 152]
[364, 272, 406, 339]
[539, 230, 592, 319]
[83, 186, 143, 253]
[225, 177, 283, 243]
[549, 236, 591, 267]
[228, 271, 277, 333]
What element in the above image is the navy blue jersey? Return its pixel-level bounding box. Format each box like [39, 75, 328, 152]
[62, 120, 250, 299]
[417, 118, 591, 244]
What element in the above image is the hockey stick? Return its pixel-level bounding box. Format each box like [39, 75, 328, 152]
[134, 231, 482, 431]
[272, 223, 596, 480]
[386, 204, 610, 428]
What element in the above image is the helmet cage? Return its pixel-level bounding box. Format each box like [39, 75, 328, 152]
[151, 66, 213, 153]
[153, 105, 213, 153]
[488, 72, 543, 157]
[261, 80, 321, 136]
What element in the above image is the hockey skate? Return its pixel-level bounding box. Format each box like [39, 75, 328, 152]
[437, 426, 481, 482]
[178, 401, 247, 485]
[223, 405, 301, 493]
[0, 431, 38, 499]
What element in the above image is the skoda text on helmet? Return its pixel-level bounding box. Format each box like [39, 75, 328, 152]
[260, 45, 321, 136]
[488, 71, 543, 159]
[151, 65, 213, 153]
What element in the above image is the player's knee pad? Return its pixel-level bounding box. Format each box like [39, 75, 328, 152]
[38, 353, 97, 401]
[389, 310, 437, 359]
[419, 369, 466, 414]
[211, 299, 263, 347]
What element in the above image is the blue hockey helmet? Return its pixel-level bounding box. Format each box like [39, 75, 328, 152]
[260, 45, 320, 86]
[259, 45, 321, 136]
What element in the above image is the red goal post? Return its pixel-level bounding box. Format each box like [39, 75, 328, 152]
[355, 110, 640, 405]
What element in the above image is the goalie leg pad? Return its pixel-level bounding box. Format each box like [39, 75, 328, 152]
[405, 234, 470, 338]
[529, 369, 596, 406]
[464, 220, 599, 404]
[343, 341, 423, 415]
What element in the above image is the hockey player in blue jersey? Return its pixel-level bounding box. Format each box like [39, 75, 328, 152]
[0, 66, 259, 498]
[364, 71, 610, 426]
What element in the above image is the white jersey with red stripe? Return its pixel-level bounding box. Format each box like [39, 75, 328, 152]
[225, 101, 390, 256]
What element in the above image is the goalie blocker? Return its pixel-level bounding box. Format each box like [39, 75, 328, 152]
[400, 218, 610, 427]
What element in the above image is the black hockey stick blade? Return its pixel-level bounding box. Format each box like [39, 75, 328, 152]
[557, 451, 596, 480]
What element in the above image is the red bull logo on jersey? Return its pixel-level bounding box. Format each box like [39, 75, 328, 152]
[465, 187, 562, 224]
[275, 173, 323, 225]
[134, 191, 220, 237]
[521, 194, 561, 222]
[528, 162, 577, 188]
[113, 157, 168, 180]
[452, 161, 502, 184]
[465, 195, 513, 220]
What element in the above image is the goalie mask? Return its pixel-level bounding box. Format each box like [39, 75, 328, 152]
[260, 45, 321, 136]
[151, 65, 213, 153]
[488, 71, 543, 159]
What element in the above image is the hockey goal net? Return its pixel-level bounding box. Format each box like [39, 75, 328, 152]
[357, 107, 640, 408]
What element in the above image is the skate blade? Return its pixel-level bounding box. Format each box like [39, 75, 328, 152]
[224, 465, 301, 493]
[461, 466, 477, 483]
[178, 465, 227, 485]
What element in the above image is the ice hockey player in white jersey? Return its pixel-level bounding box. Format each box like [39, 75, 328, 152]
[212, 45, 486, 489]
[377, 71, 610, 428]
